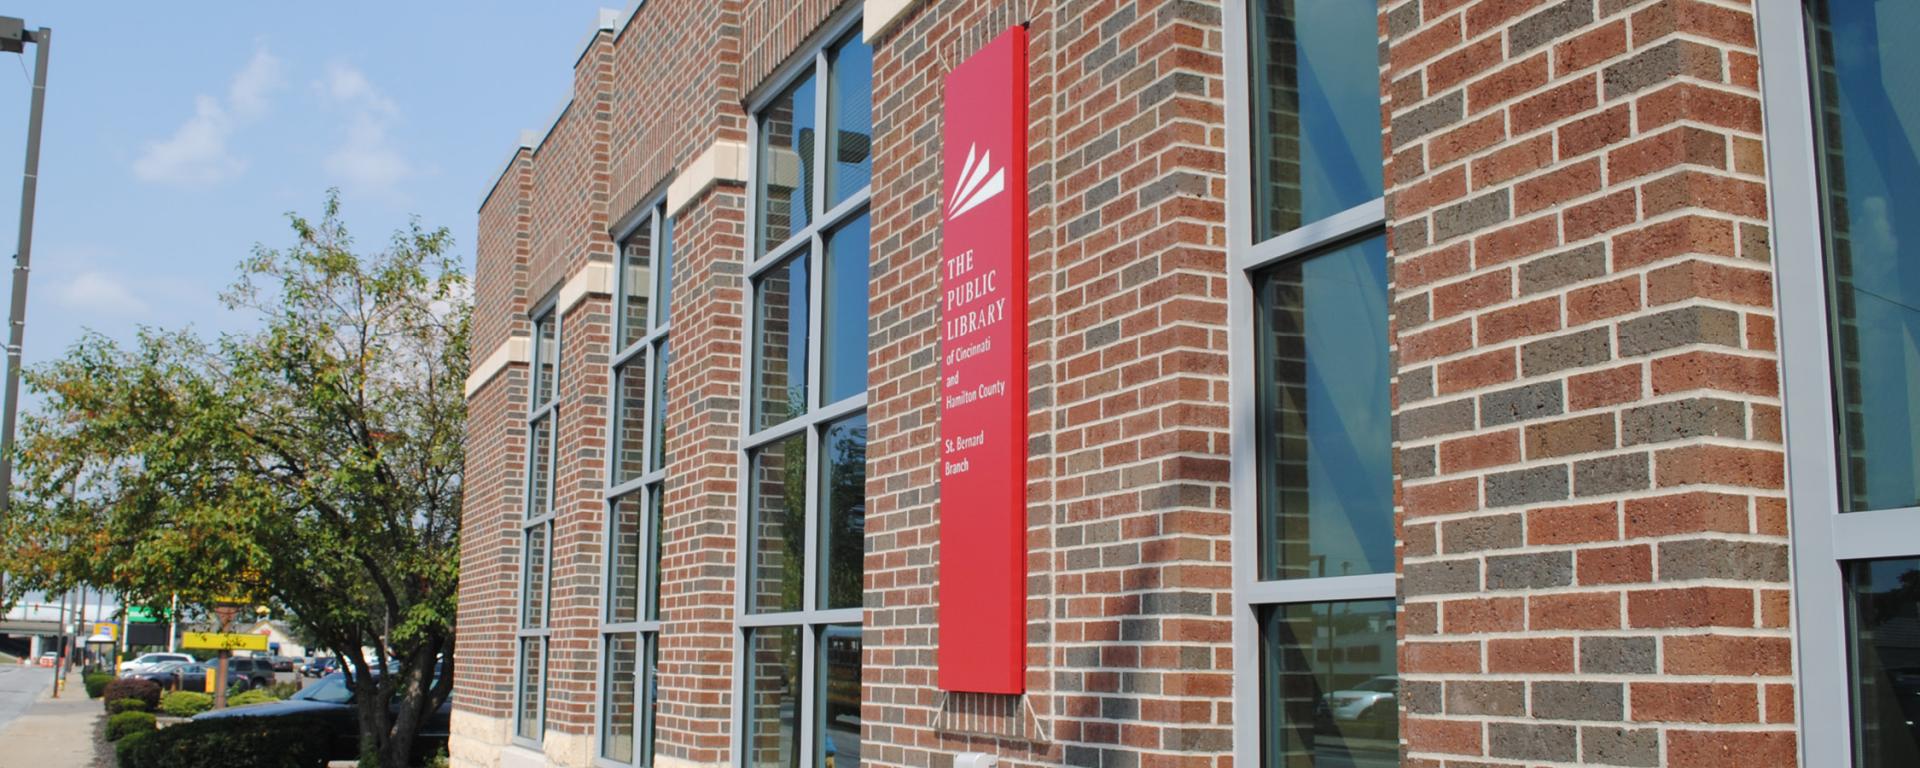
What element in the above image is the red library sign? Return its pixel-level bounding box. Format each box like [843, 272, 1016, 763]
[937, 25, 1028, 695]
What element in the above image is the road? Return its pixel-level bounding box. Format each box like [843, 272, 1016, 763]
[0, 665, 53, 736]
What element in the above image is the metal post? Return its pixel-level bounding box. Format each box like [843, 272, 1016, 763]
[50, 589, 65, 696]
[0, 26, 50, 598]
[167, 593, 178, 652]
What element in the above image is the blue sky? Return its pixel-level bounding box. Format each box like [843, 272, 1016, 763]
[0, 2, 613, 379]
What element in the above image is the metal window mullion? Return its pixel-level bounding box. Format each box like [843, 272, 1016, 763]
[816, 190, 870, 233]
[802, 422, 822, 615]
[1238, 573, 1396, 607]
[612, 341, 648, 370]
[736, 611, 817, 629]
[806, 231, 827, 414]
[812, 48, 830, 240]
[749, 226, 815, 279]
[814, 392, 866, 424]
[1233, 198, 1387, 273]
[636, 631, 654, 768]
[607, 475, 649, 500]
[798, 624, 818, 768]
[743, 411, 815, 451]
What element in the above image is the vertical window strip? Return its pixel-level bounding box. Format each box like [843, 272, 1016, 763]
[737, 20, 870, 768]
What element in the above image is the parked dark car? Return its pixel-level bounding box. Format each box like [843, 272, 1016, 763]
[129, 661, 211, 691]
[269, 655, 299, 673]
[300, 657, 338, 678]
[224, 657, 277, 690]
[192, 670, 451, 760]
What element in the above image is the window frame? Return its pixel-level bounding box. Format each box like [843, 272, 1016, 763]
[730, 9, 868, 768]
[1754, 0, 1920, 764]
[515, 306, 562, 748]
[597, 194, 674, 768]
[1223, 0, 1395, 764]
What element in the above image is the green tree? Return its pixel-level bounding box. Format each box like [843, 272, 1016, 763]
[1, 192, 468, 768]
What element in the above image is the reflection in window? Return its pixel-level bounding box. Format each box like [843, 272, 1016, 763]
[1248, 0, 1384, 241]
[746, 627, 801, 768]
[750, 435, 808, 614]
[754, 254, 810, 430]
[603, 634, 637, 762]
[821, 415, 867, 610]
[522, 526, 548, 627]
[823, 213, 871, 406]
[1253, 237, 1391, 581]
[1259, 600, 1397, 767]
[1849, 558, 1920, 766]
[759, 74, 818, 254]
[645, 486, 664, 622]
[650, 340, 672, 471]
[819, 626, 862, 766]
[516, 638, 544, 739]
[620, 225, 652, 348]
[1807, 0, 1920, 512]
[826, 33, 874, 206]
[529, 418, 553, 518]
[608, 494, 643, 624]
[613, 360, 650, 485]
[534, 316, 557, 406]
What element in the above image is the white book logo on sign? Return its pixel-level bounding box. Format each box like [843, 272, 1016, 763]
[946, 142, 1005, 221]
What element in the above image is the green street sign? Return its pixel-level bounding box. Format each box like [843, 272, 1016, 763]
[127, 606, 169, 624]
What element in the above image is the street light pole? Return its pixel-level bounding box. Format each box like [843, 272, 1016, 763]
[0, 19, 52, 603]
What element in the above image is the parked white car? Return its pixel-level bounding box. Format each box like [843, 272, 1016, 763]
[120, 652, 193, 677]
[1325, 675, 1398, 723]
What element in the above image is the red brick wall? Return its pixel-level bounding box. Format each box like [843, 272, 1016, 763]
[458, 150, 532, 721]
[1383, 0, 1795, 764]
[865, 1, 1237, 765]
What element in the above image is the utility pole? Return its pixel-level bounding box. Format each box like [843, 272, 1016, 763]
[0, 18, 52, 604]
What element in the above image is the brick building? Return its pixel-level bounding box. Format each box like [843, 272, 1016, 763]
[452, 0, 1920, 766]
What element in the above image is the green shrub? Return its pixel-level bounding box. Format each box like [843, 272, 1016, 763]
[266, 681, 300, 700]
[112, 712, 337, 768]
[158, 690, 214, 717]
[227, 689, 279, 707]
[105, 710, 156, 741]
[101, 677, 161, 713]
[107, 697, 150, 714]
[83, 672, 113, 699]
[113, 728, 153, 765]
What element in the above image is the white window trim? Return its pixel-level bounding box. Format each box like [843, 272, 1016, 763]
[1223, 1, 1393, 764]
[1755, 1, 1920, 764]
[730, 9, 869, 768]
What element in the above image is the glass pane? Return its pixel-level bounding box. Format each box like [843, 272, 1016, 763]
[650, 340, 672, 472]
[758, 73, 818, 254]
[619, 220, 653, 349]
[754, 253, 811, 430]
[1848, 558, 1920, 766]
[1254, 237, 1391, 581]
[612, 359, 650, 485]
[655, 213, 677, 328]
[534, 315, 557, 407]
[822, 212, 871, 406]
[1248, 0, 1384, 240]
[744, 626, 801, 768]
[529, 417, 553, 518]
[820, 414, 867, 610]
[1259, 600, 1397, 768]
[748, 434, 807, 614]
[602, 634, 637, 762]
[641, 634, 661, 765]
[645, 486, 664, 622]
[826, 32, 873, 206]
[608, 493, 643, 624]
[522, 525, 548, 627]
[819, 625, 861, 766]
[1807, 0, 1920, 512]
[516, 637, 544, 740]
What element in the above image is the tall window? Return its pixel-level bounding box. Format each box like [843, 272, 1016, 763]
[1767, 0, 1920, 764]
[601, 202, 675, 766]
[517, 311, 560, 744]
[1229, 1, 1393, 766]
[738, 20, 870, 768]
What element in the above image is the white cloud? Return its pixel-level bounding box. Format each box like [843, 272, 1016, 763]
[56, 270, 150, 316]
[133, 45, 283, 186]
[320, 63, 412, 198]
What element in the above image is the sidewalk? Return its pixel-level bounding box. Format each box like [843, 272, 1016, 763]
[0, 671, 102, 768]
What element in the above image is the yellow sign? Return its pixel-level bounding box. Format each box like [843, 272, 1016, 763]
[92, 622, 117, 640]
[181, 632, 268, 651]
